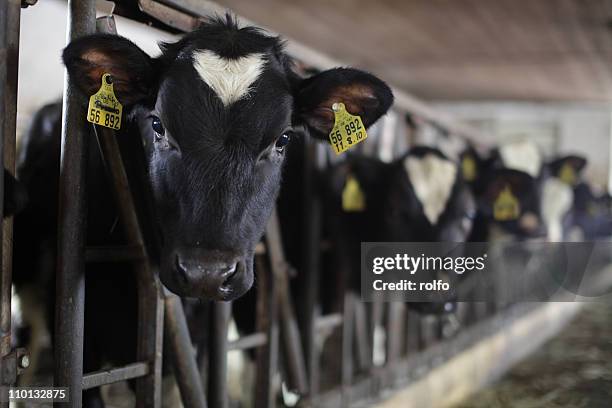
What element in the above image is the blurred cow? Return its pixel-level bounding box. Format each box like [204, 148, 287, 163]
[323, 146, 476, 314]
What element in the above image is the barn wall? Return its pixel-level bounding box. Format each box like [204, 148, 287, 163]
[433, 102, 612, 190]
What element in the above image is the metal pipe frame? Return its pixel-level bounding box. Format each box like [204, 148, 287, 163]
[0, 1, 20, 405]
[54, 1, 96, 407]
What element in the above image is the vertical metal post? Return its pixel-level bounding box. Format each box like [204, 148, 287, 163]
[300, 138, 323, 398]
[254, 256, 278, 408]
[164, 294, 207, 408]
[340, 294, 354, 408]
[94, 16, 164, 407]
[265, 209, 308, 395]
[207, 301, 230, 408]
[55, 1, 95, 406]
[0, 1, 19, 405]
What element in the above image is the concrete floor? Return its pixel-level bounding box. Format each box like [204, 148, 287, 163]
[455, 301, 612, 408]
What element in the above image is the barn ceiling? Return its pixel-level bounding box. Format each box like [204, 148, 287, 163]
[212, 0, 612, 103]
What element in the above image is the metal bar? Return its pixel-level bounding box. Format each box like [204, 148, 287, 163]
[164, 293, 207, 408]
[207, 301, 231, 408]
[265, 209, 308, 395]
[82, 362, 149, 390]
[254, 255, 278, 408]
[227, 332, 267, 351]
[386, 303, 404, 363]
[54, 1, 96, 407]
[94, 17, 164, 407]
[85, 245, 146, 263]
[299, 138, 323, 399]
[340, 294, 354, 408]
[0, 0, 19, 401]
[353, 301, 371, 371]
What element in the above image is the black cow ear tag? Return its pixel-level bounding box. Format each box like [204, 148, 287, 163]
[87, 73, 122, 130]
[328, 102, 368, 155]
[342, 174, 366, 212]
[493, 185, 520, 221]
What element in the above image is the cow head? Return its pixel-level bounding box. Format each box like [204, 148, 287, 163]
[548, 155, 587, 187]
[476, 168, 545, 239]
[63, 16, 393, 300]
[384, 147, 475, 242]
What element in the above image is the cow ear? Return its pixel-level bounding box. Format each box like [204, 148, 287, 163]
[62, 34, 155, 106]
[293, 68, 393, 139]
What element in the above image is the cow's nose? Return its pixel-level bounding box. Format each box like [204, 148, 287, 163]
[174, 253, 246, 300]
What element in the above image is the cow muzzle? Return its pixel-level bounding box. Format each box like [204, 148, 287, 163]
[165, 248, 253, 301]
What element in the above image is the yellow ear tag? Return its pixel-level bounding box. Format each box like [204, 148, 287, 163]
[559, 163, 576, 185]
[329, 102, 368, 155]
[493, 185, 521, 221]
[462, 155, 477, 182]
[341, 174, 366, 212]
[87, 73, 122, 130]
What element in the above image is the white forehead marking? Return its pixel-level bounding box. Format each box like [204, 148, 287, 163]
[404, 154, 457, 225]
[499, 140, 542, 177]
[192, 50, 266, 106]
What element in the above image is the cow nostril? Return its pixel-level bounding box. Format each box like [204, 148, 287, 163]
[175, 255, 189, 284]
[220, 262, 239, 291]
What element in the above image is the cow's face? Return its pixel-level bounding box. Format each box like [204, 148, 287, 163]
[385, 148, 475, 242]
[63, 17, 393, 300]
[478, 169, 545, 239]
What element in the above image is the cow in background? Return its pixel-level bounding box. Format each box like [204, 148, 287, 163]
[323, 146, 476, 314]
[548, 155, 612, 240]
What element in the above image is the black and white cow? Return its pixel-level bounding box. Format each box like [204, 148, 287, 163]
[548, 155, 612, 240]
[468, 168, 546, 242]
[14, 15, 392, 404]
[323, 146, 475, 314]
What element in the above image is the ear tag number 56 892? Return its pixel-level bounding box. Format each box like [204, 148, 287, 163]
[329, 102, 367, 155]
[87, 73, 122, 130]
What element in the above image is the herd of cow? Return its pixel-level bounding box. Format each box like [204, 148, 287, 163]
[4, 15, 612, 406]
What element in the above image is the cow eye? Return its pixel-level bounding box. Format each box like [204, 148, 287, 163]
[151, 116, 165, 137]
[275, 132, 291, 152]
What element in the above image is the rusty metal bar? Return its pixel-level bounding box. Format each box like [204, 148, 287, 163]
[82, 362, 149, 390]
[0, 0, 19, 402]
[265, 209, 308, 395]
[254, 255, 278, 408]
[94, 16, 164, 407]
[299, 138, 323, 399]
[207, 301, 231, 408]
[54, 1, 96, 407]
[164, 293, 207, 408]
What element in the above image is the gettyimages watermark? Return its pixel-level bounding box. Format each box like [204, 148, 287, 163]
[361, 242, 612, 302]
